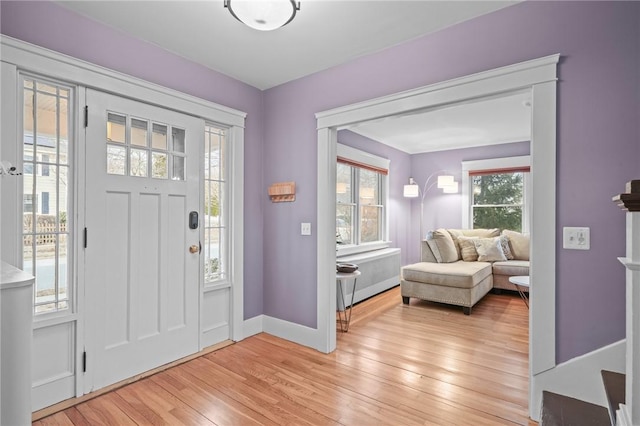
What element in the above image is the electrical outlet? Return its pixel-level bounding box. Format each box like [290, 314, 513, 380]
[301, 222, 311, 236]
[563, 227, 590, 250]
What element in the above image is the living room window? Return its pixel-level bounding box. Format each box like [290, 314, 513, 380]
[336, 144, 389, 255]
[462, 155, 531, 233]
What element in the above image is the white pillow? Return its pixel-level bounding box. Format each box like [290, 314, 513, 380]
[473, 237, 507, 262]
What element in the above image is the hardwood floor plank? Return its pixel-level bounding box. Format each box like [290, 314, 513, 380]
[35, 287, 534, 425]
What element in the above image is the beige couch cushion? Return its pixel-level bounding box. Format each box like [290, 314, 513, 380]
[426, 229, 458, 263]
[492, 260, 530, 276]
[502, 230, 530, 260]
[448, 228, 500, 259]
[402, 260, 492, 289]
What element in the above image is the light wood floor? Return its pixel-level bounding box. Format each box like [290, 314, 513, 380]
[34, 287, 534, 425]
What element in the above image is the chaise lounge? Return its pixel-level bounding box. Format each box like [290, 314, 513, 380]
[401, 228, 530, 314]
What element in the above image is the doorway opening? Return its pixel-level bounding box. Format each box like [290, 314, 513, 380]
[316, 54, 559, 418]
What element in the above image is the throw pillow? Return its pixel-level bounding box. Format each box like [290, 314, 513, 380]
[499, 234, 514, 260]
[457, 236, 479, 262]
[426, 228, 458, 263]
[502, 230, 530, 260]
[448, 228, 500, 259]
[474, 237, 507, 262]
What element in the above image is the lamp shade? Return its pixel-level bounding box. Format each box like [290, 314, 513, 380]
[225, 0, 299, 31]
[442, 181, 459, 194]
[403, 183, 419, 198]
[437, 175, 454, 189]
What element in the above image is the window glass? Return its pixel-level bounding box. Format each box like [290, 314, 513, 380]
[336, 160, 386, 248]
[23, 77, 72, 314]
[472, 172, 525, 232]
[203, 125, 228, 284]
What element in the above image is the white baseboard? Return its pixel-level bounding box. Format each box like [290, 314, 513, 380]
[242, 315, 264, 339]
[530, 339, 626, 421]
[243, 314, 323, 352]
[262, 315, 321, 351]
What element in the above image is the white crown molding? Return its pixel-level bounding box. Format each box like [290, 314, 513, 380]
[0, 35, 247, 127]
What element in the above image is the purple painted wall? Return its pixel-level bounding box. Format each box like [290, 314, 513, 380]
[408, 141, 530, 263]
[262, 1, 640, 362]
[0, 1, 266, 320]
[2, 1, 639, 363]
[337, 130, 412, 266]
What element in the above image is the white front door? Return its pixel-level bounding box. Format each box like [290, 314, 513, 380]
[84, 89, 203, 391]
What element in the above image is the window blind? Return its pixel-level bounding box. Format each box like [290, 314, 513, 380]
[337, 157, 388, 175]
[469, 166, 530, 177]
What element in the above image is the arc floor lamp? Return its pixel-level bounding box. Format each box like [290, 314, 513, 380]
[404, 172, 459, 244]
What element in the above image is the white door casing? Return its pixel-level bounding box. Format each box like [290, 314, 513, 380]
[84, 89, 203, 391]
[1, 36, 246, 410]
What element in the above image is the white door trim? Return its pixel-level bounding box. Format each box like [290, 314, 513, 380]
[0, 35, 246, 405]
[315, 54, 559, 418]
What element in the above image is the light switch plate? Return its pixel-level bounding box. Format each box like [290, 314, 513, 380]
[301, 222, 311, 236]
[563, 227, 590, 250]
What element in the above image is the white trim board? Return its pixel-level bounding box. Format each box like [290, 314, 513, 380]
[0, 36, 246, 127]
[530, 340, 625, 421]
[316, 54, 559, 420]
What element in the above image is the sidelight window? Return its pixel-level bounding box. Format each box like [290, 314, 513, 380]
[22, 76, 73, 314]
[203, 124, 228, 284]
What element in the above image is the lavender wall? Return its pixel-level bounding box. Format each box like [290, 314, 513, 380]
[408, 141, 530, 263]
[0, 1, 266, 320]
[336, 130, 412, 266]
[263, 1, 640, 362]
[2, 1, 639, 363]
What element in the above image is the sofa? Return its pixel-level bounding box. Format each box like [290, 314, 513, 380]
[401, 228, 530, 315]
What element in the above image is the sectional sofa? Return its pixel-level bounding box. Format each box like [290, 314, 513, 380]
[400, 228, 530, 314]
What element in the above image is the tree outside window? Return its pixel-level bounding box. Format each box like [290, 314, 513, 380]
[472, 172, 524, 232]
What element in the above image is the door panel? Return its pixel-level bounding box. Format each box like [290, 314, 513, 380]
[84, 90, 203, 391]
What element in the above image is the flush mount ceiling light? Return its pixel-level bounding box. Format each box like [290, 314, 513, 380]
[224, 0, 300, 31]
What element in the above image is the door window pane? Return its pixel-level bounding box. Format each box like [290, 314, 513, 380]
[131, 118, 148, 147]
[172, 127, 185, 153]
[107, 145, 126, 175]
[130, 148, 148, 177]
[152, 152, 168, 179]
[172, 156, 185, 181]
[152, 123, 167, 150]
[107, 113, 126, 143]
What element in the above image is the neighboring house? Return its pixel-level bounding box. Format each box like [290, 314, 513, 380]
[0, 0, 638, 421]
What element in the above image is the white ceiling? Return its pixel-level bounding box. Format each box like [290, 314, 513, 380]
[56, 0, 517, 90]
[347, 91, 532, 154]
[56, 0, 525, 152]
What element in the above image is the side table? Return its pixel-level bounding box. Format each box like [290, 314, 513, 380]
[509, 275, 530, 308]
[336, 270, 361, 332]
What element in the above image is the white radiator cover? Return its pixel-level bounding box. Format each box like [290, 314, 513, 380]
[337, 248, 401, 310]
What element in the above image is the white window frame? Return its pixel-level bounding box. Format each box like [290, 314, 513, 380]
[336, 143, 390, 257]
[461, 155, 531, 233]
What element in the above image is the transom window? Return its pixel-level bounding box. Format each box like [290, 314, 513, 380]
[203, 124, 228, 284]
[22, 76, 73, 314]
[462, 156, 531, 233]
[106, 113, 186, 180]
[336, 144, 389, 255]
